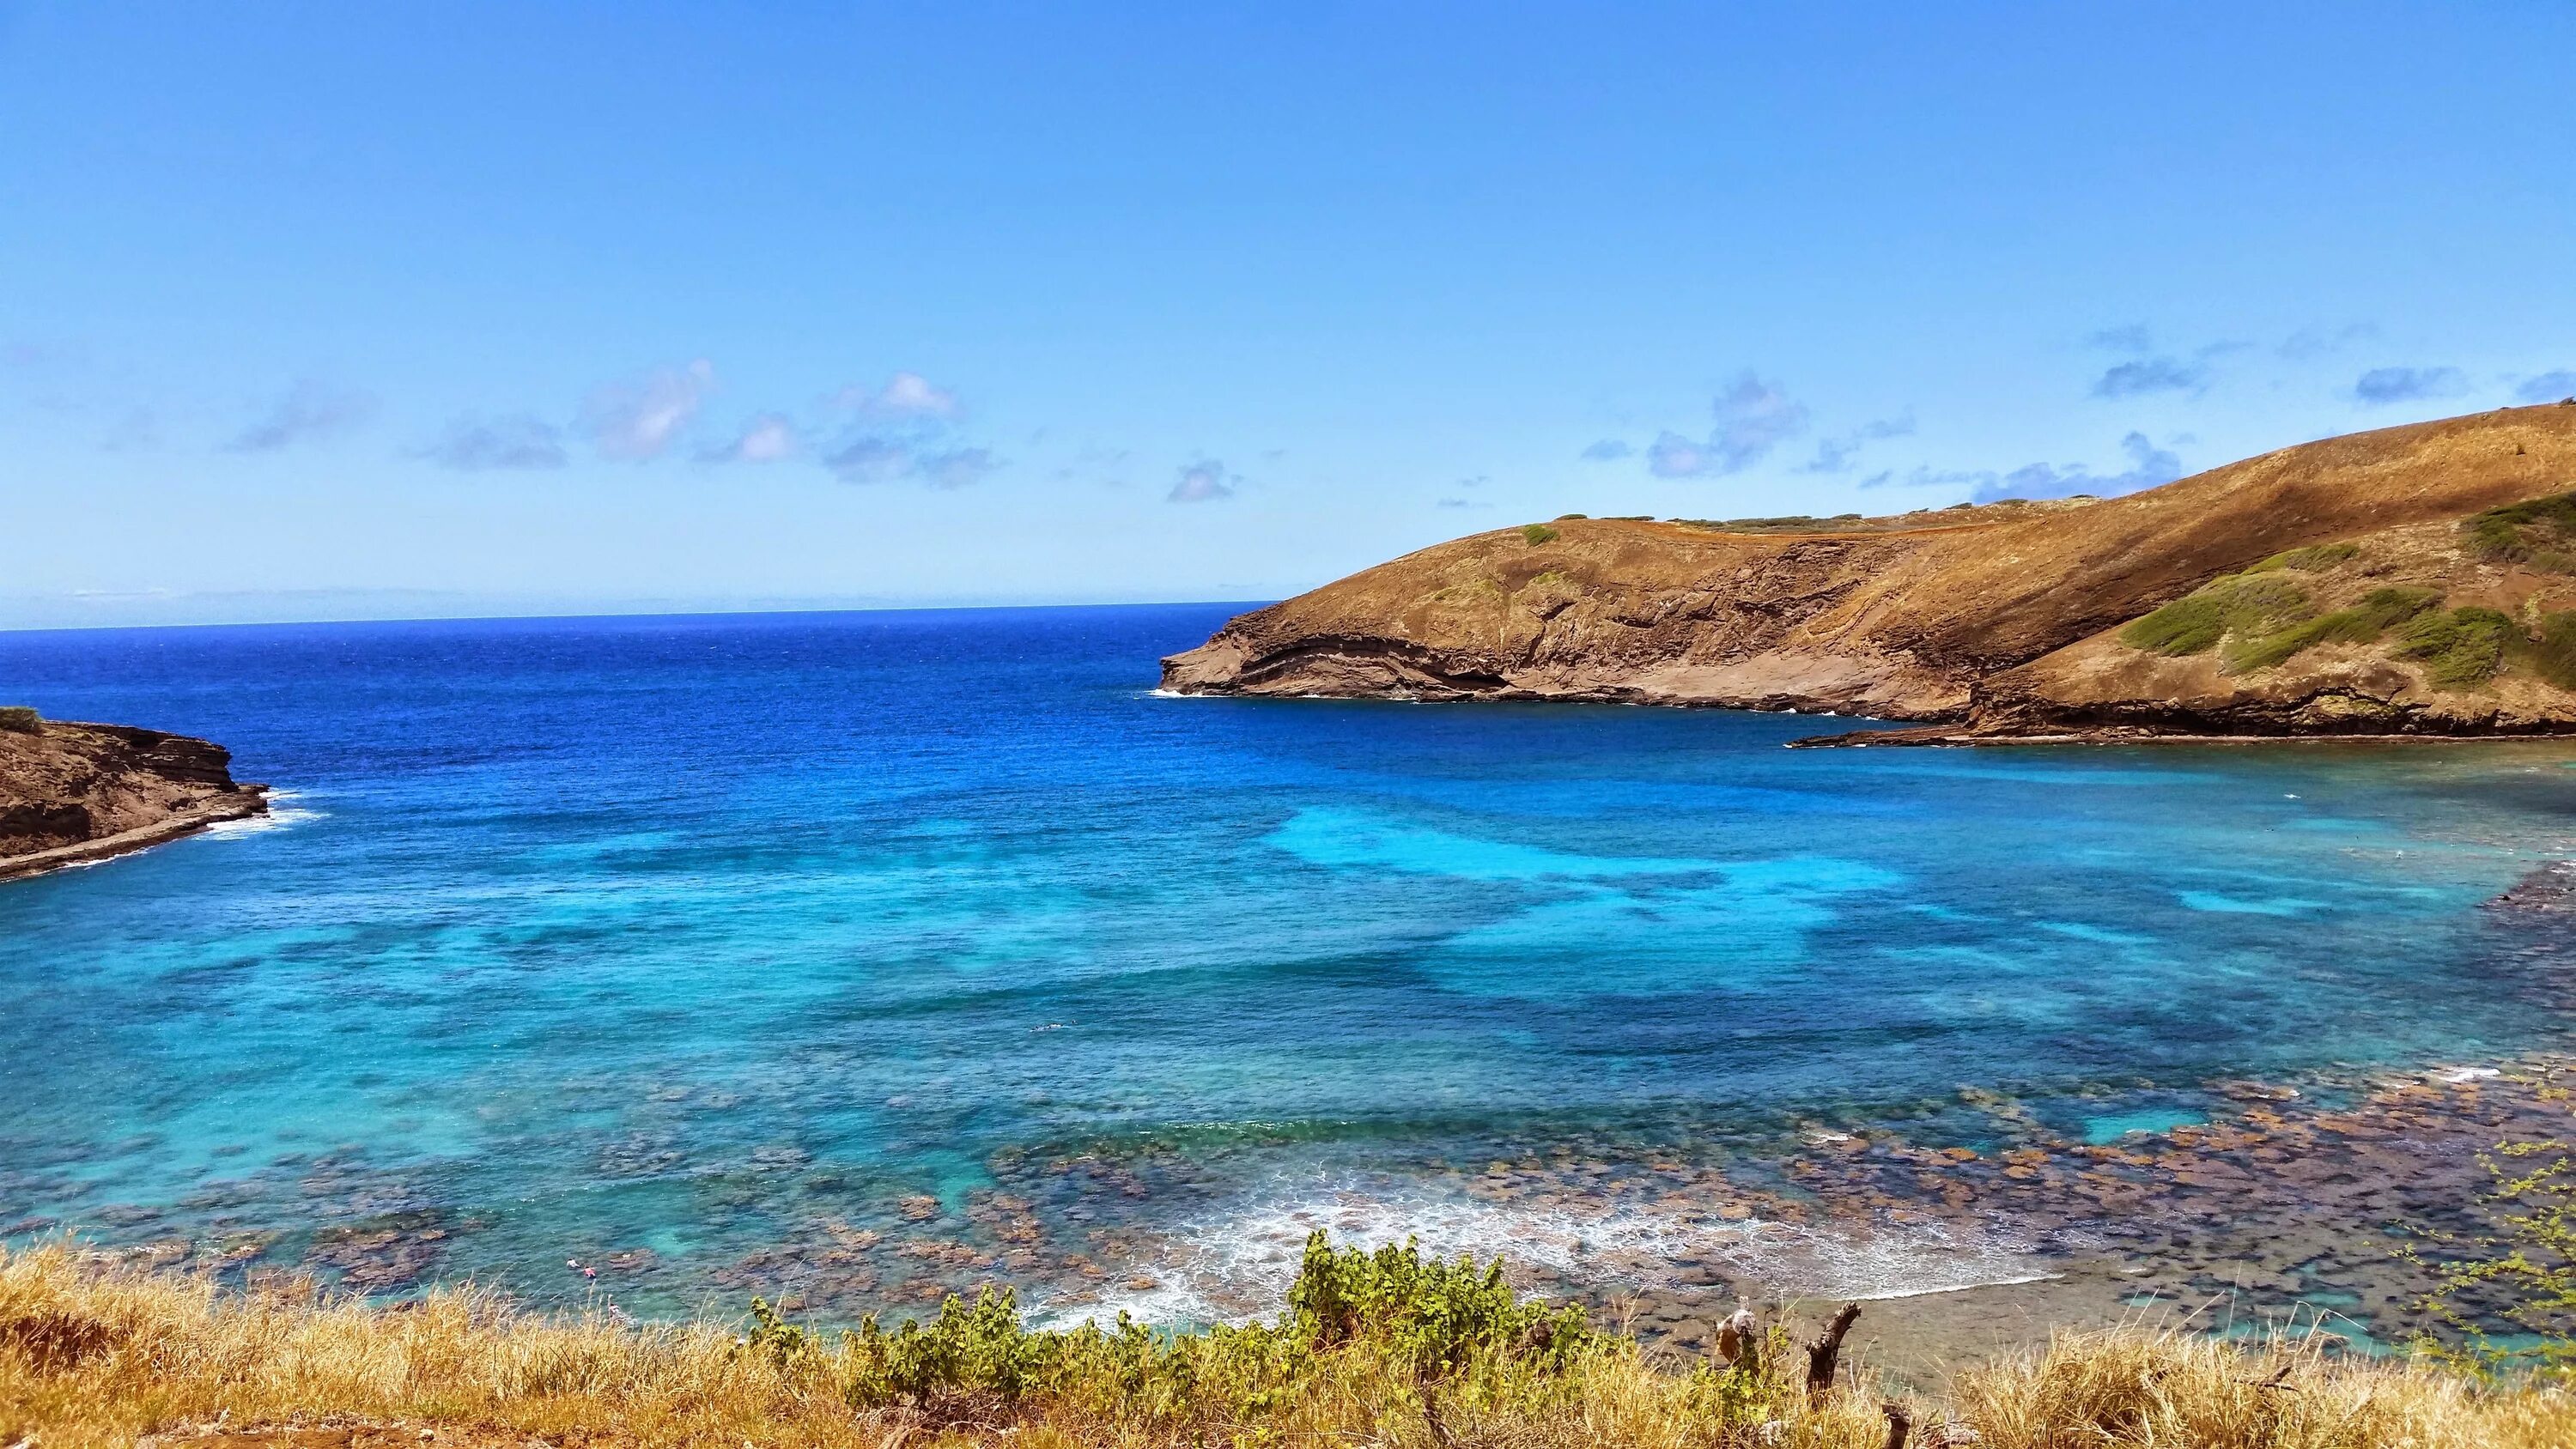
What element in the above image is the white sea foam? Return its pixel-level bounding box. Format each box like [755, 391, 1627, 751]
[204, 791, 325, 837]
[1030, 1175, 2051, 1330]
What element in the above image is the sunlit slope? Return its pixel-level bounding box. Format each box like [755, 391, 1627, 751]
[1162, 404, 2576, 733]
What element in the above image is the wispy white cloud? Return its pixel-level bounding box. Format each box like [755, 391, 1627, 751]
[821, 433, 1003, 488]
[1973, 432, 2180, 501]
[2086, 324, 2154, 353]
[2352, 365, 2466, 406]
[1644, 373, 1809, 478]
[2514, 370, 2576, 404]
[832, 371, 960, 419]
[914, 446, 1001, 489]
[823, 435, 912, 483]
[226, 380, 375, 452]
[2093, 355, 2209, 398]
[1797, 415, 1915, 474]
[1579, 439, 1634, 462]
[1168, 458, 1238, 503]
[818, 372, 1000, 487]
[701, 412, 799, 464]
[1870, 432, 2183, 504]
[418, 413, 567, 470]
[2276, 323, 2378, 361]
[581, 360, 714, 460]
[2089, 337, 2247, 400]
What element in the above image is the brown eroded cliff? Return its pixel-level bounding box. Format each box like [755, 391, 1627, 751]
[0, 713, 270, 880]
[1160, 403, 2576, 737]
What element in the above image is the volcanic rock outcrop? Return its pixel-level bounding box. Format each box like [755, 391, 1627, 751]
[0, 715, 269, 880]
[1161, 404, 2576, 738]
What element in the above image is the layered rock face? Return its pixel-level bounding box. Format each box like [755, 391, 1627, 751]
[0, 718, 269, 878]
[1161, 404, 2576, 737]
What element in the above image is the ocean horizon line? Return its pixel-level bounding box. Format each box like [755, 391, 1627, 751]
[0, 596, 1279, 639]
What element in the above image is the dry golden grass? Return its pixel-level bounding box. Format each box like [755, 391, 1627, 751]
[4, 1241, 2573, 1449]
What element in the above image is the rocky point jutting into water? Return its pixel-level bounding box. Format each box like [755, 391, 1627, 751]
[1161, 404, 2576, 739]
[0, 712, 268, 881]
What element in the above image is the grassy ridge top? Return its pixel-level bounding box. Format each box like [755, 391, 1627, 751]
[5, 1236, 2573, 1449]
[1163, 404, 2576, 726]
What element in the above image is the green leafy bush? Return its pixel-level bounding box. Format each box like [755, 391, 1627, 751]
[2394, 606, 2514, 688]
[2409, 1100, 2576, 1381]
[740, 1295, 823, 1369]
[0, 706, 39, 734]
[1520, 524, 1559, 546]
[2463, 489, 2576, 573]
[823, 1232, 1604, 1428]
[2245, 541, 2362, 573]
[1553, 513, 1589, 521]
[1285, 1232, 1597, 1380]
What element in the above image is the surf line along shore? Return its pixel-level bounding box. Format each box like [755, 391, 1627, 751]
[0, 713, 270, 882]
[982, 1055, 2576, 1382]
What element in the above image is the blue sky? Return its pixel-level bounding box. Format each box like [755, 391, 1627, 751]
[3, 2, 2572, 627]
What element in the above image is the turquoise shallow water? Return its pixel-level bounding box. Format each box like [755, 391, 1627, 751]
[3, 605, 2575, 1318]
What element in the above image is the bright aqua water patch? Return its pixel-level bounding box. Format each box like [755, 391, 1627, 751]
[1266, 808, 1902, 997]
[1, 607, 2573, 1317]
[2035, 922, 2156, 948]
[2081, 1109, 2208, 1144]
[1263, 807, 1722, 881]
[2178, 891, 2329, 916]
[1853, 761, 2233, 788]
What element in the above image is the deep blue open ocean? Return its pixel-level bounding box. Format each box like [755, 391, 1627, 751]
[5, 605, 2576, 1321]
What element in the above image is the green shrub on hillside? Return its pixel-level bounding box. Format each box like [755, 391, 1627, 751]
[2522, 611, 2576, 691]
[2123, 595, 2233, 655]
[1521, 524, 1559, 545]
[2121, 572, 2312, 658]
[1671, 514, 1834, 532]
[2394, 606, 2514, 688]
[0, 706, 39, 734]
[2221, 586, 2443, 673]
[2360, 585, 2448, 622]
[2245, 541, 2363, 573]
[2463, 489, 2576, 573]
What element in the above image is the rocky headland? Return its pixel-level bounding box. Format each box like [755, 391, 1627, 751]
[0, 712, 268, 882]
[1163, 403, 2576, 741]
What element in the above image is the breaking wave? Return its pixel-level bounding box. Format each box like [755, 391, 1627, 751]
[1030, 1173, 2052, 1330]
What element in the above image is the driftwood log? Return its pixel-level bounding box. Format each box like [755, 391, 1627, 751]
[1805, 1302, 1862, 1401]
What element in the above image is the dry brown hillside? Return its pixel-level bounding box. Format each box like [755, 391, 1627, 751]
[0, 715, 268, 880]
[1160, 403, 2576, 737]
